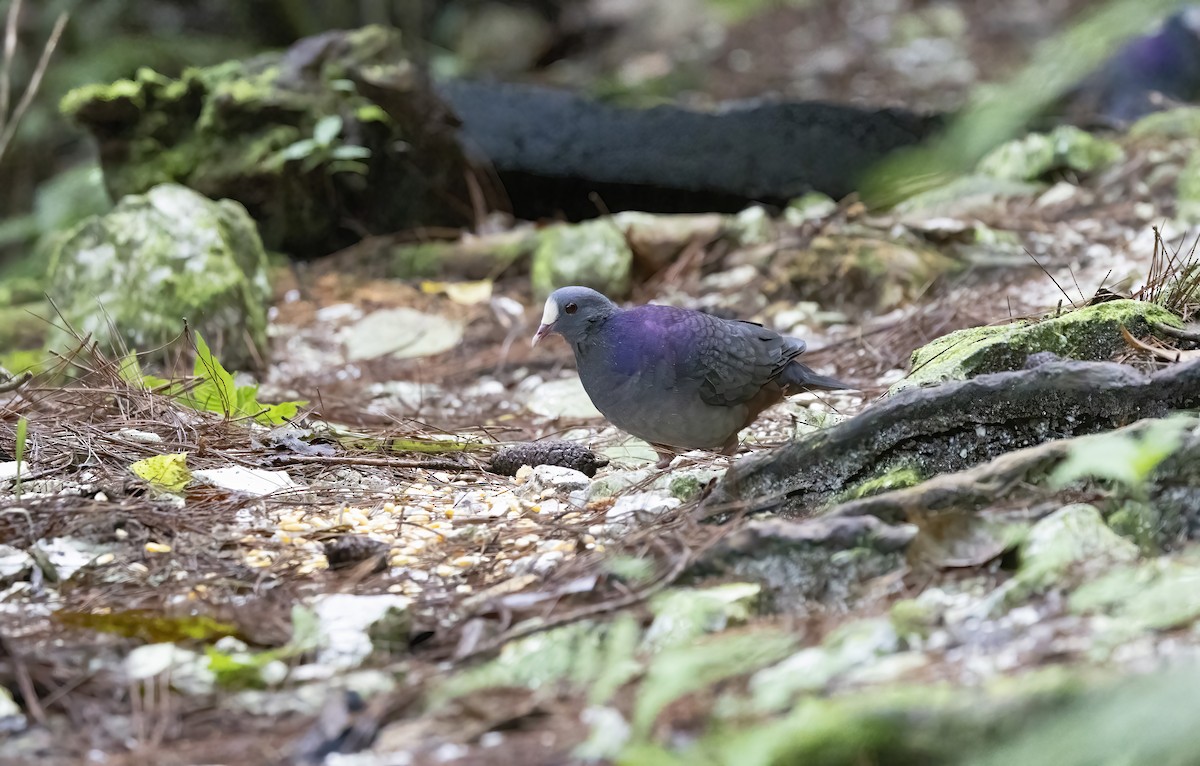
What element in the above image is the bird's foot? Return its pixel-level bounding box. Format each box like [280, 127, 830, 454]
[653, 447, 677, 469]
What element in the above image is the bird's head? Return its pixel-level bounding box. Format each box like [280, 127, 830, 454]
[531, 286, 617, 346]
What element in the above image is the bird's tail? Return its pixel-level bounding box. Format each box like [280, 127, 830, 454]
[781, 361, 854, 392]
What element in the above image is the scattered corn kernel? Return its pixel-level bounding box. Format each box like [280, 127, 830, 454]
[145, 542, 172, 554]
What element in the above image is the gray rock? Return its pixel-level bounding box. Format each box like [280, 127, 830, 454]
[1018, 503, 1138, 591]
[605, 492, 682, 536]
[531, 219, 632, 300]
[524, 376, 604, 420]
[311, 594, 412, 669]
[345, 309, 463, 361]
[45, 184, 271, 370]
[687, 516, 917, 614]
[523, 465, 592, 496]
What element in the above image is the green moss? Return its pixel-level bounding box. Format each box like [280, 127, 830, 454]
[531, 219, 633, 299]
[1106, 500, 1164, 554]
[59, 78, 144, 116]
[978, 126, 1124, 182]
[889, 598, 939, 641]
[386, 242, 451, 279]
[1129, 107, 1200, 140]
[45, 184, 271, 371]
[61, 26, 473, 259]
[669, 475, 704, 502]
[894, 299, 1181, 392]
[839, 465, 923, 501]
[1071, 555, 1200, 632]
[781, 234, 961, 312]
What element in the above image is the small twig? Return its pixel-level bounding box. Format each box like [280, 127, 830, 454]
[0, 8, 68, 161]
[1025, 248, 1075, 309]
[265, 453, 479, 471]
[0, 0, 19, 122]
[0, 369, 32, 393]
[1152, 321, 1200, 343]
[0, 631, 46, 726]
[1121, 325, 1200, 363]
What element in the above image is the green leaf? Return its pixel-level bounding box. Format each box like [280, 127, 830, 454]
[260, 400, 305, 425]
[205, 644, 279, 689]
[130, 452, 191, 493]
[14, 416, 28, 492]
[330, 144, 371, 161]
[327, 160, 370, 176]
[191, 331, 238, 417]
[117, 351, 144, 385]
[288, 605, 321, 653]
[1051, 418, 1191, 491]
[313, 114, 343, 146]
[276, 138, 318, 162]
[632, 630, 796, 738]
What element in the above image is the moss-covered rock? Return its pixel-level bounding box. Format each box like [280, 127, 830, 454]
[977, 125, 1124, 182]
[62, 26, 475, 259]
[1128, 106, 1200, 140]
[1070, 553, 1200, 632]
[45, 184, 271, 370]
[1015, 503, 1138, 596]
[894, 299, 1181, 392]
[531, 218, 633, 299]
[776, 233, 961, 313]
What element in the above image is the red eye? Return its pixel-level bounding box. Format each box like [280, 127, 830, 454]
[564, 302, 578, 314]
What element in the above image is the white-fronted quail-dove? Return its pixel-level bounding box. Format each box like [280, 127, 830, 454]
[531, 286, 852, 467]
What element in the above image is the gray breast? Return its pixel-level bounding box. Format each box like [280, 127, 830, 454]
[580, 362, 748, 449]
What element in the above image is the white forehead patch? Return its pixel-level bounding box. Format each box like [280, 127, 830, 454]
[540, 297, 559, 325]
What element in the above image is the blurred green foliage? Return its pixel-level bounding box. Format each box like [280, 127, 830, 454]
[0, 0, 426, 261]
[864, 0, 1194, 206]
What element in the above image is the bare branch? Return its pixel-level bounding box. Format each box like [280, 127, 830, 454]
[0, 0, 21, 126]
[0, 8, 67, 163]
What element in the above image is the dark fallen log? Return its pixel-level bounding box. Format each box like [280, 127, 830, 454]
[437, 79, 942, 221]
[699, 357, 1200, 521]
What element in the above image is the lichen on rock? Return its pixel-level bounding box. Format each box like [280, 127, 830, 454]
[45, 184, 271, 370]
[775, 232, 961, 313]
[531, 218, 634, 299]
[895, 299, 1181, 392]
[977, 125, 1124, 182]
[61, 26, 476, 259]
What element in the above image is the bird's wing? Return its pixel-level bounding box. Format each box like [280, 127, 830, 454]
[607, 308, 806, 407]
[681, 315, 805, 407]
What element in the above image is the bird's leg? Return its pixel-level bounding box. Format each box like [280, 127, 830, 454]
[652, 445, 677, 469]
[720, 434, 741, 456]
